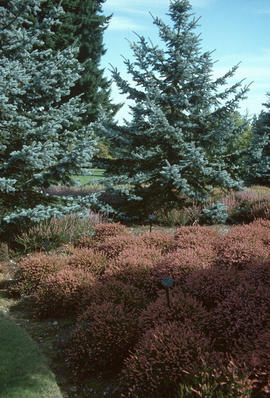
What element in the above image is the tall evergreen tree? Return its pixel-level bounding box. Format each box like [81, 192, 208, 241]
[96, 0, 250, 220]
[0, 0, 97, 237]
[38, 0, 120, 124]
[246, 92, 270, 186]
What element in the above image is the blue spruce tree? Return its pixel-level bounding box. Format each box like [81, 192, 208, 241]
[0, 0, 97, 238]
[96, 0, 250, 220]
[246, 92, 270, 186]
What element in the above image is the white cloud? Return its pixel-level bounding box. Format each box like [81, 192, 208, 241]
[108, 16, 147, 31]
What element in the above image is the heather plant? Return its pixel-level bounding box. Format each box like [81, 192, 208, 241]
[65, 302, 140, 378]
[14, 213, 100, 253]
[137, 231, 174, 253]
[209, 280, 270, 354]
[104, 246, 163, 298]
[173, 225, 221, 250]
[96, 234, 139, 259]
[116, 321, 214, 398]
[183, 266, 243, 309]
[138, 289, 209, 333]
[80, 279, 148, 311]
[241, 330, 270, 395]
[93, 222, 130, 241]
[250, 198, 270, 220]
[66, 247, 107, 275]
[11, 253, 65, 296]
[153, 246, 216, 288]
[215, 239, 269, 270]
[176, 360, 252, 398]
[33, 268, 95, 318]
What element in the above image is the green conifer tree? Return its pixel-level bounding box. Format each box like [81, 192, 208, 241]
[0, 0, 97, 237]
[246, 93, 270, 186]
[96, 0, 250, 220]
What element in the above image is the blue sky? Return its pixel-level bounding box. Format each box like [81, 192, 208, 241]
[102, 0, 270, 122]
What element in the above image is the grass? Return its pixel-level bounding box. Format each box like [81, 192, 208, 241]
[0, 311, 62, 398]
[72, 169, 105, 185]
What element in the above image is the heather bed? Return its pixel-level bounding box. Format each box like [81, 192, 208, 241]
[7, 220, 270, 397]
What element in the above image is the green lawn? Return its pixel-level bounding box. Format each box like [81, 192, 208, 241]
[72, 168, 105, 185]
[0, 313, 62, 398]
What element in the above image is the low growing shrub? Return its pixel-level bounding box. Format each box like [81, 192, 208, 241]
[173, 225, 221, 250]
[67, 247, 107, 275]
[138, 289, 209, 333]
[209, 280, 270, 353]
[137, 231, 174, 253]
[96, 234, 138, 259]
[153, 246, 215, 288]
[80, 278, 148, 311]
[14, 213, 99, 253]
[33, 268, 95, 318]
[104, 246, 162, 298]
[65, 302, 139, 378]
[11, 253, 65, 296]
[183, 266, 243, 309]
[116, 321, 213, 398]
[93, 222, 130, 241]
[215, 239, 269, 270]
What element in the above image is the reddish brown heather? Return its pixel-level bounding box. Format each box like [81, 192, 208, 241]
[12, 253, 65, 295]
[153, 246, 216, 288]
[208, 279, 270, 353]
[93, 222, 130, 241]
[74, 234, 96, 249]
[65, 302, 139, 377]
[103, 246, 163, 298]
[96, 234, 139, 259]
[80, 278, 148, 311]
[136, 231, 174, 253]
[138, 289, 209, 333]
[33, 268, 95, 318]
[117, 321, 213, 398]
[173, 225, 221, 250]
[66, 247, 107, 275]
[183, 266, 243, 309]
[215, 239, 270, 270]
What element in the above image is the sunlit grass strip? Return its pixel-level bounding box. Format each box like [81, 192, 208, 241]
[0, 313, 62, 398]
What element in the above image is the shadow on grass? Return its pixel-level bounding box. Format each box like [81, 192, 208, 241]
[0, 312, 62, 398]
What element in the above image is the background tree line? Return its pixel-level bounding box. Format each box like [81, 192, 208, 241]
[0, 0, 270, 239]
